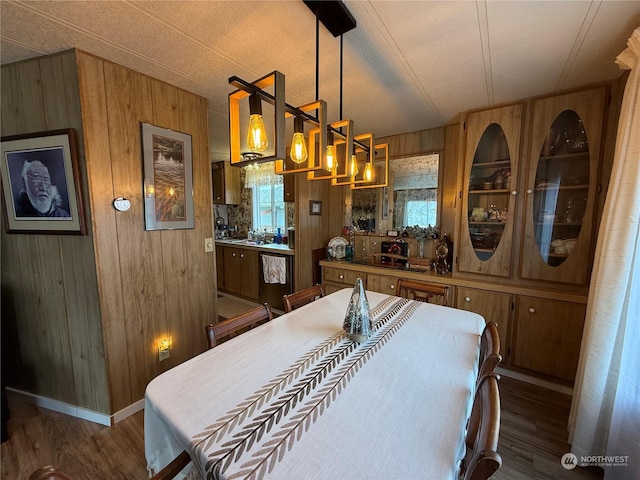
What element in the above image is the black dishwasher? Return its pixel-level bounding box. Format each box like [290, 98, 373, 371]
[259, 253, 294, 311]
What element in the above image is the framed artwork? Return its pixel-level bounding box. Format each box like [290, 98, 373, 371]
[0, 129, 86, 234]
[309, 200, 322, 216]
[141, 123, 194, 231]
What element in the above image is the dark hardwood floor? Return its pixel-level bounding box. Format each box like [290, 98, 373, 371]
[1, 376, 603, 479]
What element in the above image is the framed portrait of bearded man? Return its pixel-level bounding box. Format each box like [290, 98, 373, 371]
[1, 129, 86, 234]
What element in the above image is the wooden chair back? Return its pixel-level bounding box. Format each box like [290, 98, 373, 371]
[479, 322, 502, 378]
[396, 278, 449, 306]
[282, 284, 325, 313]
[149, 451, 191, 480]
[205, 303, 273, 349]
[461, 373, 502, 480]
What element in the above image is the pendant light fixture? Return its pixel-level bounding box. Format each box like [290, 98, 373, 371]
[246, 93, 268, 153]
[290, 116, 308, 164]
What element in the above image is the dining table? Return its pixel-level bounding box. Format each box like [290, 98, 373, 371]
[144, 288, 485, 480]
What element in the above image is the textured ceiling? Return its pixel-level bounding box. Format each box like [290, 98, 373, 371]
[2, 1, 639, 161]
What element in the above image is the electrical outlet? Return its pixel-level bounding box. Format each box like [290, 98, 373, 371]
[205, 237, 214, 252]
[159, 348, 170, 361]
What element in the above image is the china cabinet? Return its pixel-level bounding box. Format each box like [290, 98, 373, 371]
[520, 87, 606, 285]
[458, 103, 524, 277]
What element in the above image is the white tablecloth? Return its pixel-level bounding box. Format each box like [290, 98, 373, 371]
[145, 289, 484, 480]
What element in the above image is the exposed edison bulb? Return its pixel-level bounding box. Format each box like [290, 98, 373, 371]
[290, 117, 308, 164]
[350, 154, 359, 177]
[326, 145, 336, 171]
[246, 93, 268, 153]
[363, 162, 374, 182]
[247, 114, 268, 153]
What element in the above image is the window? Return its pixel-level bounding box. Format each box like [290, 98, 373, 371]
[404, 193, 438, 226]
[252, 183, 285, 232]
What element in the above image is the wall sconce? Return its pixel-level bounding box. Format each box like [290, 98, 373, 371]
[308, 119, 353, 181]
[350, 143, 389, 190]
[158, 337, 172, 361]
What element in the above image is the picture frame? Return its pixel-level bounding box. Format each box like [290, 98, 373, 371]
[141, 123, 194, 231]
[386, 230, 399, 237]
[0, 129, 86, 234]
[309, 200, 322, 216]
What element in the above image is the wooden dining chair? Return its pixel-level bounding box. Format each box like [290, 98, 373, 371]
[149, 451, 191, 480]
[282, 284, 325, 313]
[396, 278, 449, 306]
[460, 372, 502, 480]
[205, 303, 273, 349]
[478, 322, 502, 378]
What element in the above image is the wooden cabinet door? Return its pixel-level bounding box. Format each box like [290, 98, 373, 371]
[283, 173, 295, 202]
[212, 162, 225, 204]
[212, 161, 241, 205]
[456, 287, 511, 360]
[458, 103, 523, 277]
[512, 296, 586, 381]
[366, 274, 399, 296]
[216, 247, 225, 291]
[520, 87, 606, 285]
[223, 247, 241, 294]
[239, 249, 259, 300]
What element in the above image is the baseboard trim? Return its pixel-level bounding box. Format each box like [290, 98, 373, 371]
[6, 388, 145, 426]
[496, 367, 574, 396]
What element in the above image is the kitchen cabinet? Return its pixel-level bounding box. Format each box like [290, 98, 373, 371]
[216, 247, 224, 291]
[221, 246, 259, 300]
[212, 161, 241, 205]
[456, 287, 511, 360]
[520, 87, 606, 285]
[511, 296, 586, 382]
[458, 103, 523, 277]
[283, 172, 295, 202]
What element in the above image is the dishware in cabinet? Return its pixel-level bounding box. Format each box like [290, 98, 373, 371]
[458, 103, 524, 277]
[520, 87, 606, 285]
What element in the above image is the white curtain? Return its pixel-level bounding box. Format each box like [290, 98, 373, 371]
[569, 26, 640, 479]
[243, 162, 283, 189]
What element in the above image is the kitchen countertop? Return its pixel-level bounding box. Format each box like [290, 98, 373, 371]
[215, 238, 295, 255]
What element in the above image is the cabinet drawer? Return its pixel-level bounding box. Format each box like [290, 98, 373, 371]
[323, 268, 362, 286]
[366, 274, 399, 295]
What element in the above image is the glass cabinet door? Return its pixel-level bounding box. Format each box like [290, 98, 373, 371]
[459, 104, 523, 277]
[521, 87, 606, 285]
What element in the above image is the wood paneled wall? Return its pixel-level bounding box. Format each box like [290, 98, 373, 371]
[1, 50, 216, 415]
[1, 51, 108, 412]
[76, 50, 215, 412]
